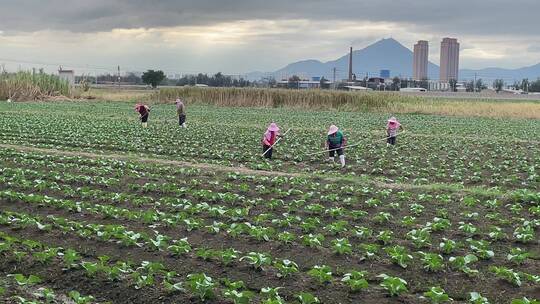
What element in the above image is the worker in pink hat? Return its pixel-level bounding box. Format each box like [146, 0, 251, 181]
[386, 116, 404, 146]
[327, 125, 347, 167]
[134, 103, 150, 127]
[262, 122, 281, 159]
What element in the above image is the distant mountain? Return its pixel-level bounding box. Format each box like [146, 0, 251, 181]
[271, 38, 439, 80]
[246, 38, 540, 82]
[460, 63, 540, 82]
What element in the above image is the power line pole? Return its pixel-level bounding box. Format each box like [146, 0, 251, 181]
[348, 46, 353, 82]
[365, 72, 368, 87]
[332, 67, 336, 90]
[474, 72, 477, 93]
[117, 65, 121, 88]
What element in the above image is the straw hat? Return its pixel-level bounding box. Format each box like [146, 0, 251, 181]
[328, 125, 339, 135]
[267, 123, 280, 132]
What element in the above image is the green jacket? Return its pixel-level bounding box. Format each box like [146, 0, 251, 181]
[327, 131, 344, 147]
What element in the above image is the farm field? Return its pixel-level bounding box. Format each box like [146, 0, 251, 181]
[0, 101, 539, 304]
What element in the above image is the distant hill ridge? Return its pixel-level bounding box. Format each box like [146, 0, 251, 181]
[246, 38, 540, 82]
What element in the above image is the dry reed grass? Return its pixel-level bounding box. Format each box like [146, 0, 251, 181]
[154, 87, 540, 119]
[76, 88, 153, 102]
[0, 71, 71, 101]
[396, 100, 540, 119]
[155, 87, 422, 111]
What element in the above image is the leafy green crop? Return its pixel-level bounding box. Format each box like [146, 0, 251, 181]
[424, 286, 452, 303]
[186, 273, 215, 301]
[341, 271, 369, 292]
[308, 265, 333, 284]
[378, 274, 408, 296]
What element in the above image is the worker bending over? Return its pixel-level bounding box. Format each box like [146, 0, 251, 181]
[386, 116, 404, 146]
[135, 103, 150, 127]
[327, 125, 347, 168]
[262, 123, 281, 159]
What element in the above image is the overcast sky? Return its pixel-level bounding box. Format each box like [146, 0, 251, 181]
[1, 0, 539, 75]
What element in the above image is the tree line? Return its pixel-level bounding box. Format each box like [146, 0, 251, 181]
[175, 72, 251, 87]
[76, 69, 540, 92]
[75, 70, 252, 88]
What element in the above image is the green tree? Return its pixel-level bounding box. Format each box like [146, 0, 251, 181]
[521, 78, 529, 92]
[142, 70, 166, 88]
[196, 73, 209, 85]
[475, 79, 486, 92]
[319, 77, 330, 89]
[288, 75, 301, 89]
[391, 77, 400, 91]
[449, 79, 457, 92]
[419, 78, 429, 90]
[493, 79, 504, 93]
[465, 80, 475, 92]
[267, 77, 277, 88]
[529, 79, 540, 92]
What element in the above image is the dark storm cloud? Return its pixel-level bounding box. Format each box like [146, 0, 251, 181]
[0, 0, 538, 36]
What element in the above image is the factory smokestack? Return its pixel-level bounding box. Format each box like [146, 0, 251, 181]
[348, 46, 353, 82]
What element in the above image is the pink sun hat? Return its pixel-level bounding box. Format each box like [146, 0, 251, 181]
[267, 123, 280, 132]
[388, 116, 400, 124]
[328, 125, 339, 135]
[387, 117, 400, 128]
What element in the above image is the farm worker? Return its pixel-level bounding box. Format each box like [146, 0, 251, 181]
[175, 98, 187, 128]
[262, 123, 281, 159]
[327, 125, 347, 168]
[386, 116, 404, 147]
[135, 103, 150, 127]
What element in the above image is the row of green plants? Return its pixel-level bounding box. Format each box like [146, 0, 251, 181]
[1, 185, 538, 302]
[0, 114, 538, 304]
[2, 162, 537, 248]
[3, 175, 538, 265]
[2, 147, 538, 214]
[0, 102, 536, 188]
[2, 123, 533, 188]
[4, 215, 535, 304]
[1, 152, 537, 264]
[0, 218, 318, 304]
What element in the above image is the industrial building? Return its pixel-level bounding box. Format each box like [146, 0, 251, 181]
[58, 68, 75, 85]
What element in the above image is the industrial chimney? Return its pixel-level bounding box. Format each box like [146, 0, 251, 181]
[348, 47, 353, 82]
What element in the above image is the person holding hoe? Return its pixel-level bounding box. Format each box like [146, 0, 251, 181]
[175, 98, 187, 128]
[386, 116, 404, 147]
[327, 124, 347, 168]
[261, 122, 282, 159]
[135, 103, 150, 127]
